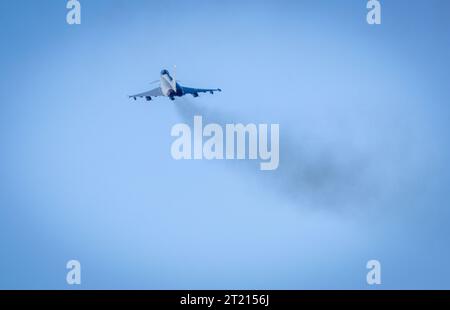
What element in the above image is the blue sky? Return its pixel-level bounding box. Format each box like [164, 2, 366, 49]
[0, 0, 450, 289]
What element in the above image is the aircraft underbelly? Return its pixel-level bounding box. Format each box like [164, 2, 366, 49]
[161, 80, 172, 96]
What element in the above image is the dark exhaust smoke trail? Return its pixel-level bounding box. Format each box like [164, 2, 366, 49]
[174, 99, 375, 211]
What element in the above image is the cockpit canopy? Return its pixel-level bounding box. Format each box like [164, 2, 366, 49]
[160, 69, 169, 75]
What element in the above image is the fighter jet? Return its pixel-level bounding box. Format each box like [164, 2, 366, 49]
[129, 68, 222, 101]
